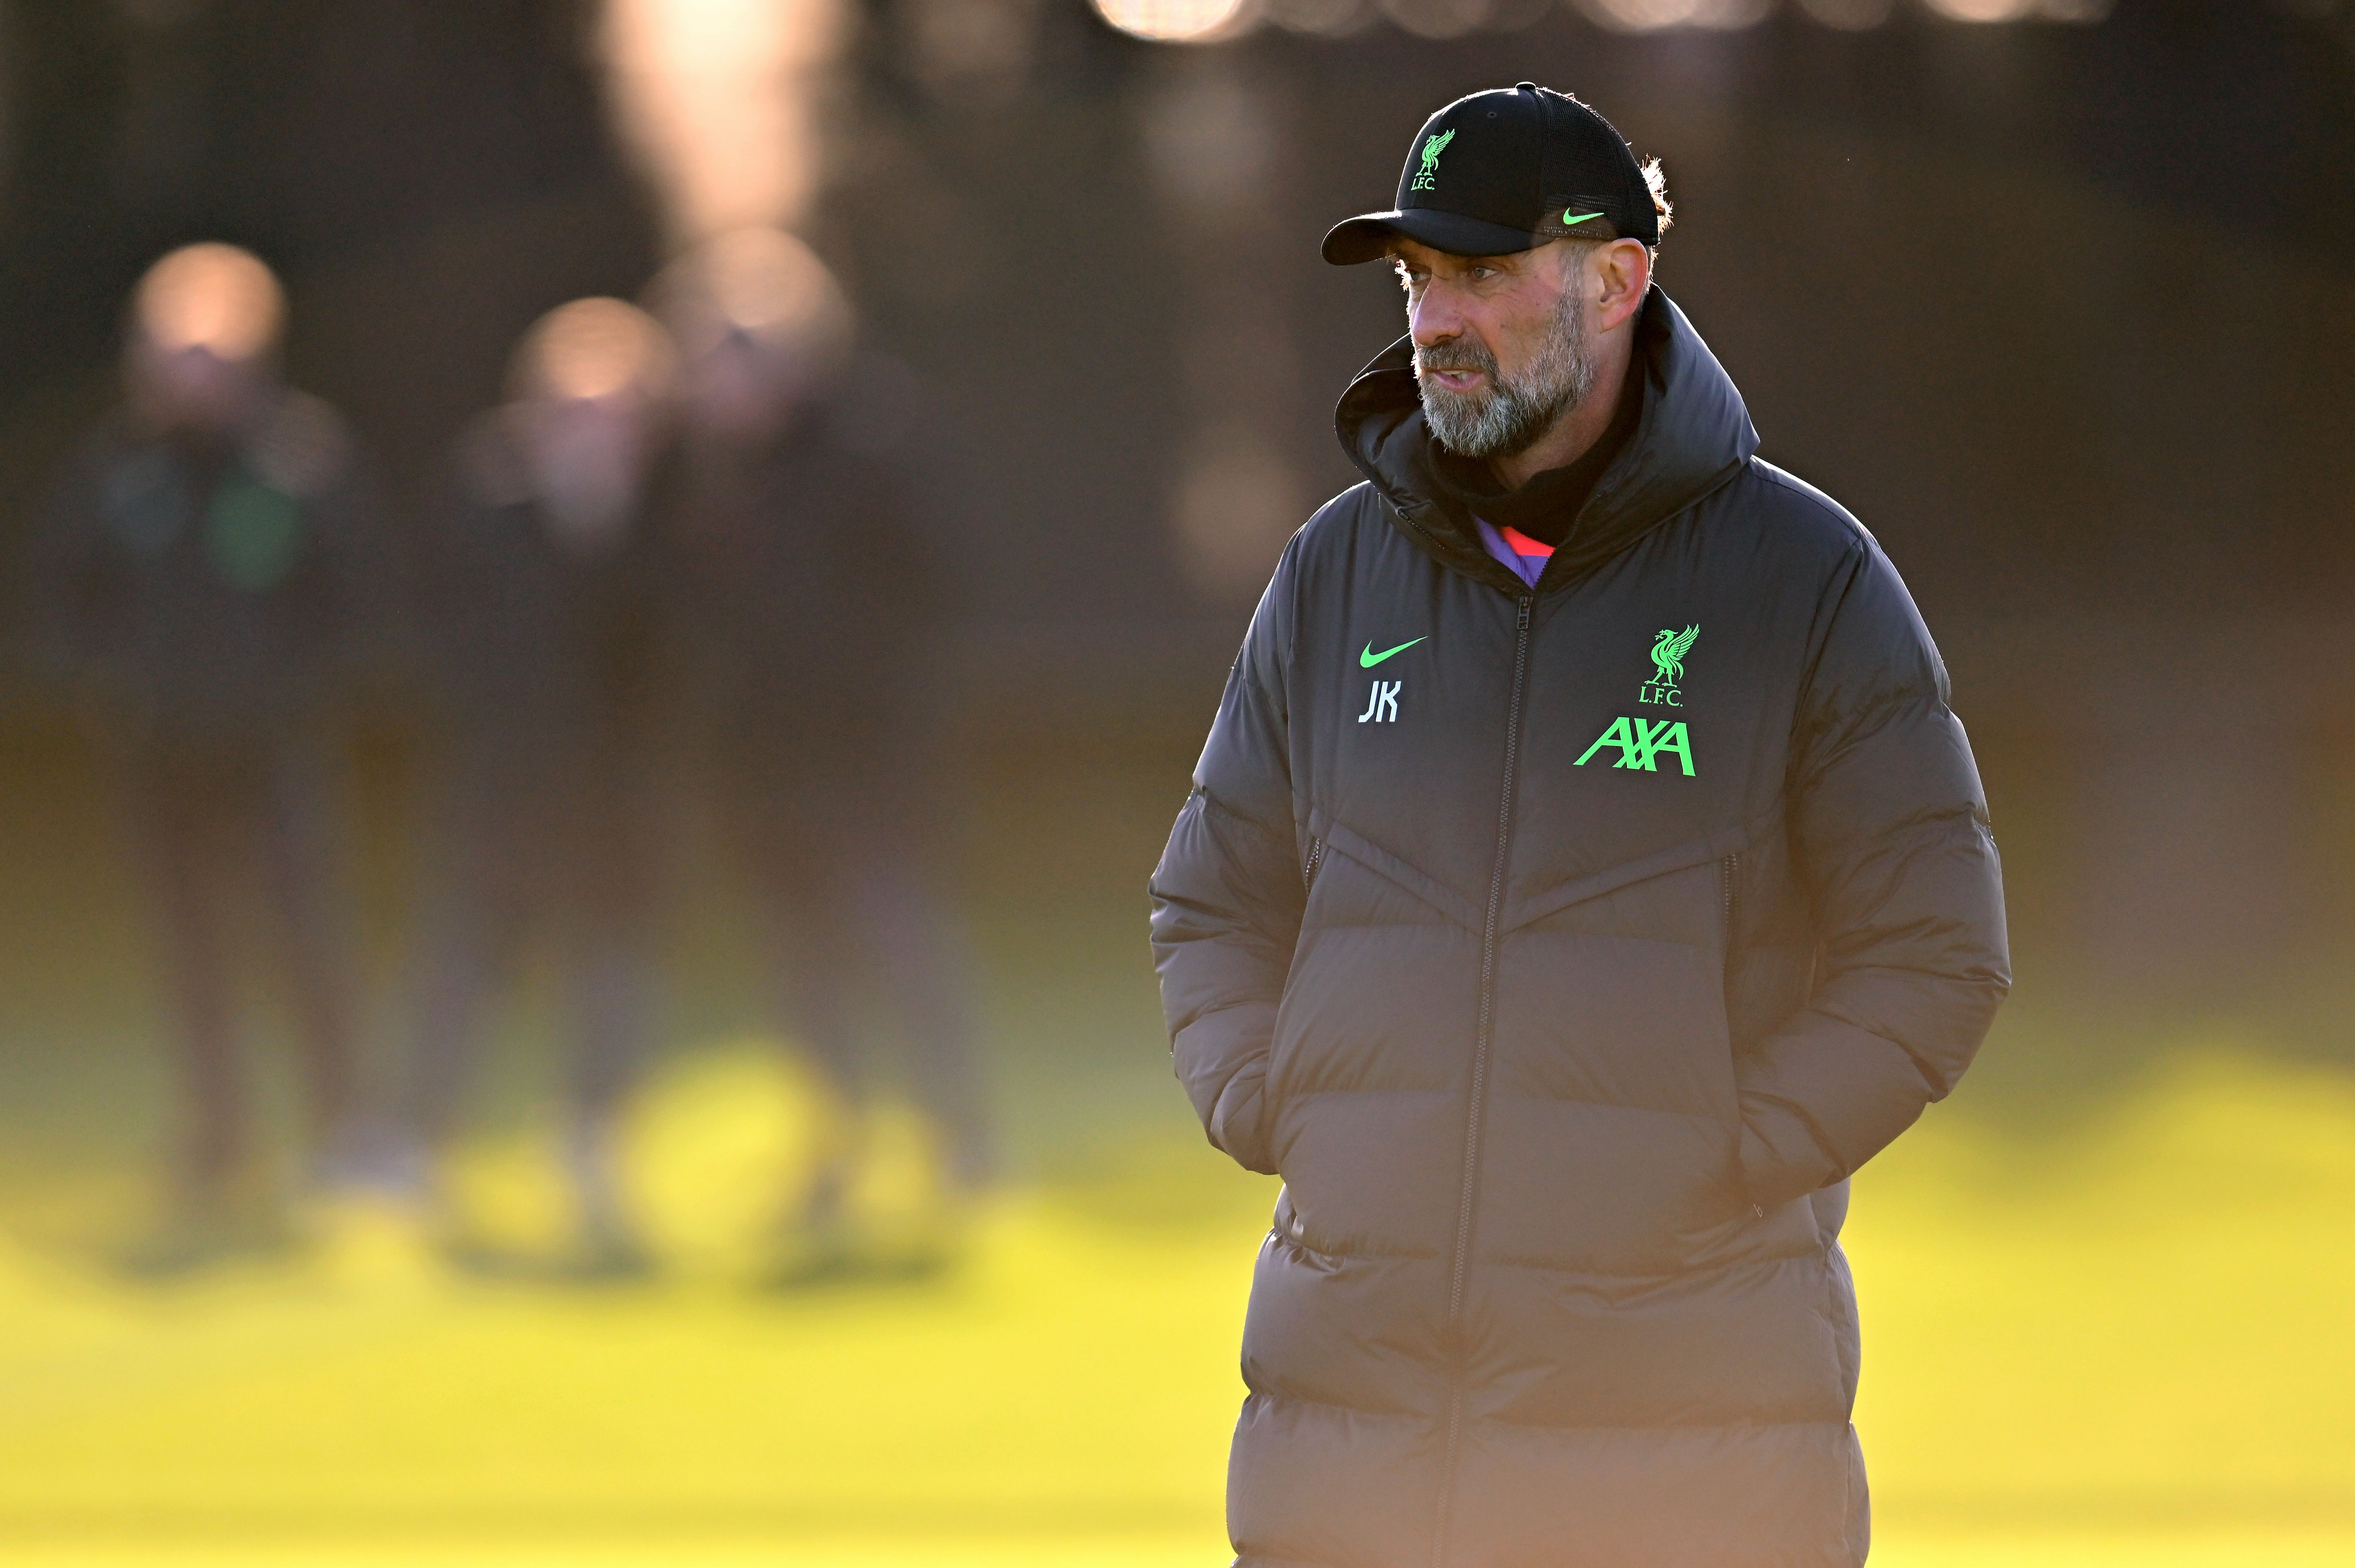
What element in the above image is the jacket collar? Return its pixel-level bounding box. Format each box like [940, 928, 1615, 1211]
[1334, 286, 1761, 592]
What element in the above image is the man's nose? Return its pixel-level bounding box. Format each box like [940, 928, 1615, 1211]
[1409, 281, 1465, 348]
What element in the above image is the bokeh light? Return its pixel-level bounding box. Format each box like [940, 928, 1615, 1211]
[1090, 0, 1258, 44]
[1921, 0, 2036, 20]
[1572, 0, 1680, 30]
[653, 225, 850, 360]
[513, 297, 677, 403]
[132, 243, 284, 360]
[599, 0, 844, 241]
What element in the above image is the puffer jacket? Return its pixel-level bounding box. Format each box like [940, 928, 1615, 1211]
[1149, 289, 2010, 1568]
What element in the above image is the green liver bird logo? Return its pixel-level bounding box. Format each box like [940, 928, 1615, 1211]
[1650, 624, 1699, 685]
[1410, 129, 1455, 191]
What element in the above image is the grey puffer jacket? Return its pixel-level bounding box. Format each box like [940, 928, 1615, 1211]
[1149, 290, 2009, 1568]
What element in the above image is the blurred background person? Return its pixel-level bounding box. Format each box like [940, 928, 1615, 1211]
[25, 243, 384, 1273]
[397, 298, 679, 1278]
[655, 228, 991, 1283]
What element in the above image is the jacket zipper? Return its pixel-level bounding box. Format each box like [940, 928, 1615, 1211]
[1431, 591, 1534, 1567]
[1302, 835, 1326, 890]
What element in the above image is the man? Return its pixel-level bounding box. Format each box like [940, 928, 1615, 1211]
[1149, 85, 2009, 1566]
[399, 297, 677, 1275]
[32, 244, 382, 1271]
[654, 228, 990, 1281]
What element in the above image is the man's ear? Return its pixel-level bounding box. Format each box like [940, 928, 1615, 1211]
[1593, 238, 1651, 332]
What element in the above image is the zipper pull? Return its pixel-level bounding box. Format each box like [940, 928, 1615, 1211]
[1516, 595, 1532, 631]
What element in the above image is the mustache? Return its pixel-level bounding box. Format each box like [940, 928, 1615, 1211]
[1414, 338, 1497, 379]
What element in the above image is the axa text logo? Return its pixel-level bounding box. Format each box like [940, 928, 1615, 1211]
[1575, 716, 1695, 776]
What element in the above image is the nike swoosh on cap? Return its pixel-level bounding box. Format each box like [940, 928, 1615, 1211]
[1563, 210, 1604, 226]
[1360, 638, 1426, 667]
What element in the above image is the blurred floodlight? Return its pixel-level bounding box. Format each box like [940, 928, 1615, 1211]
[1920, 0, 2033, 18]
[1091, 0, 1257, 43]
[1379, 0, 1492, 39]
[1576, 0, 1772, 26]
[1265, 0, 1369, 34]
[599, 0, 844, 243]
[706, 228, 843, 339]
[653, 226, 852, 360]
[134, 244, 285, 360]
[1797, 0, 1893, 26]
[1574, 0, 1697, 30]
[514, 298, 678, 404]
[1906, 0, 2114, 16]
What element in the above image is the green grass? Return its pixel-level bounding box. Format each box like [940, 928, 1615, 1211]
[0, 1043, 2349, 1564]
[3, 723, 2351, 1562]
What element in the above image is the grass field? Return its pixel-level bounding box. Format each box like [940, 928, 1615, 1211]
[2, 724, 2350, 1562]
[0, 1040, 2351, 1566]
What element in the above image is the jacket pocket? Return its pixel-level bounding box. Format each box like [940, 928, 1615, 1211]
[1501, 823, 1749, 937]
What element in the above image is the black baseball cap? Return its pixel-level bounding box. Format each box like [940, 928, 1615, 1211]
[1322, 84, 1659, 265]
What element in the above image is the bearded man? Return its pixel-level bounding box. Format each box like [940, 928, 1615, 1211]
[1149, 84, 2009, 1566]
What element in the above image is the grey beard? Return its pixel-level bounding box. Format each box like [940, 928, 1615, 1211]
[1415, 288, 1597, 462]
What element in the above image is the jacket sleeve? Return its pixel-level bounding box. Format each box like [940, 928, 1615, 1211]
[1148, 541, 1304, 1176]
[1738, 541, 2011, 1209]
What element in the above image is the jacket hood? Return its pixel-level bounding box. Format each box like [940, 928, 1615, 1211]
[1334, 286, 1760, 592]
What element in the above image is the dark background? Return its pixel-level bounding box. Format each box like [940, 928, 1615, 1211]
[4, 0, 2355, 1187]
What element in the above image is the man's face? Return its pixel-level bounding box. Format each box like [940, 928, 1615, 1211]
[1393, 237, 1597, 462]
